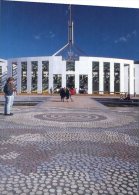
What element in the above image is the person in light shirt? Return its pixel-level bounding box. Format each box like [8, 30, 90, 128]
[3, 77, 16, 116]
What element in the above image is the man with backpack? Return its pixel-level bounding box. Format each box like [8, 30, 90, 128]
[3, 77, 16, 115]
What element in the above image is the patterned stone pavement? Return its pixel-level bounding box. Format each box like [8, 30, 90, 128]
[0, 95, 138, 195]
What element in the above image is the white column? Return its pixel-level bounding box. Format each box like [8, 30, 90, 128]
[49, 59, 53, 91]
[75, 73, 79, 94]
[49, 73, 53, 90]
[99, 61, 104, 94]
[27, 60, 31, 93]
[129, 63, 134, 95]
[37, 60, 42, 94]
[7, 60, 12, 77]
[120, 63, 124, 94]
[62, 73, 66, 88]
[88, 72, 92, 94]
[110, 62, 114, 94]
[62, 61, 66, 88]
[2, 61, 8, 85]
[17, 61, 21, 93]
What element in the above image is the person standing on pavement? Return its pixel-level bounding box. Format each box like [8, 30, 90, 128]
[3, 77, 16, 115]
[65, 88, 70, 102]
[59, 87, 66, 102]
[69, 87, 74, 102]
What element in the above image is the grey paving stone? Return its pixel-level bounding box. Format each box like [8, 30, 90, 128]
[0, 95, 138, 195]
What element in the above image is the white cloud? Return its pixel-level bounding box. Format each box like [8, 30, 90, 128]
[115, 30, 137, 44]
[119, 37, 127, 42]
[34, 35, 41, 40]
[127, 34, 131, 39]
[34, 31, 55, 40]
[132, 30, 137, 36]
[49, 31, 55, 38]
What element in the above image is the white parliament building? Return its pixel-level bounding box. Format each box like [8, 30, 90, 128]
[0, 7, 139, 96]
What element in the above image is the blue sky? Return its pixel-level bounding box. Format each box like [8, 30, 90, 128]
[0, 0, 139, 60]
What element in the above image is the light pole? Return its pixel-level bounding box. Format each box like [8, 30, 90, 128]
[124, 64, 130, 96]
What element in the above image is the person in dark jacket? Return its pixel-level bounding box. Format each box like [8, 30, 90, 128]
[65, 88, 70, 102]
[59, 87, 66, 102]
[3, 77, 15, 115]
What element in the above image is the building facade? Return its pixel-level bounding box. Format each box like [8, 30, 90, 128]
[0, 58, 7, 93]
[0, 56, 137, 95]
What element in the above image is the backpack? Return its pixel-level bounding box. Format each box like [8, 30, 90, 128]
[3, 84, 8, 94]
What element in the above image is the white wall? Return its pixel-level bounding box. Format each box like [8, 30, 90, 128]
[5, 56, 138, 95]
[124, 65, 128, 93]
[135, 63, 139, 95]
[0, 59, 7, 74]
[0, 59, 8, 90]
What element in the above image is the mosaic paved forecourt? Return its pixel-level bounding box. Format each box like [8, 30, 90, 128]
[0, 95, 138, 195]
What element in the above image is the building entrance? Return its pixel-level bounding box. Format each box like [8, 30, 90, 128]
[66, 74, 75, 88]
[79, 75, 88, 94]
[104, 62, 110, 93]
[53, 74, 62, 92]
[21, 62, 27, 93]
